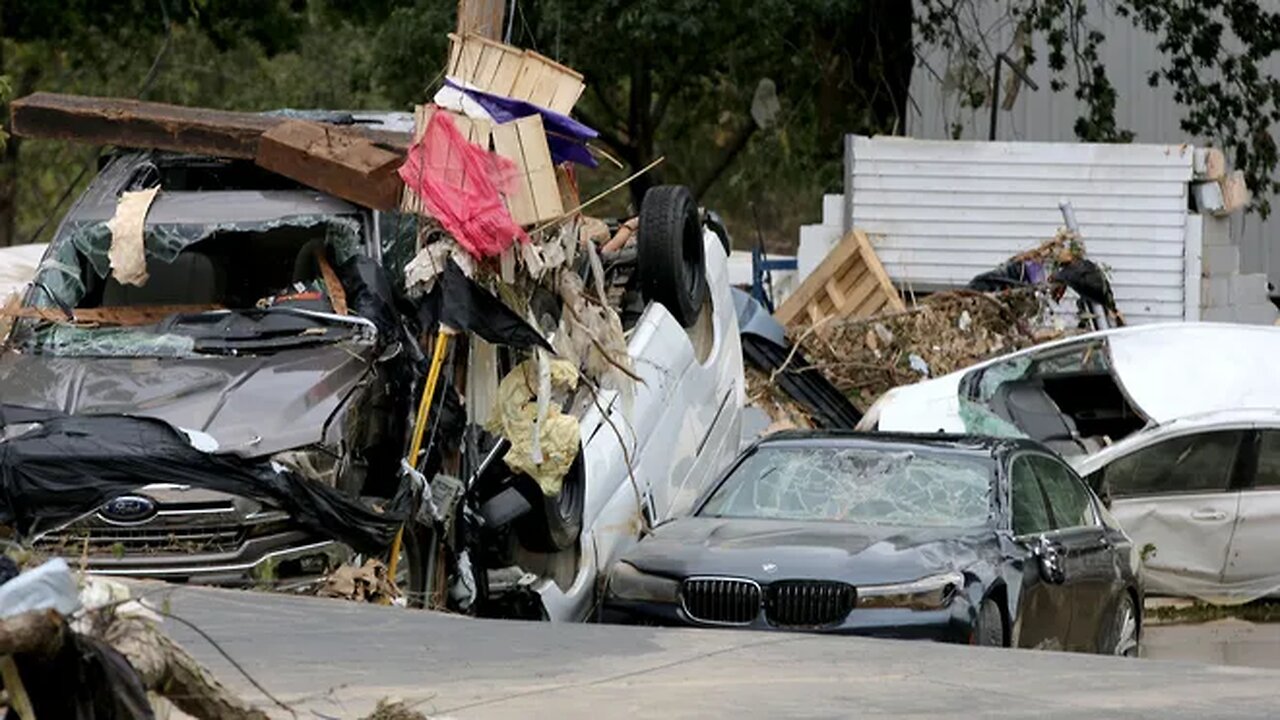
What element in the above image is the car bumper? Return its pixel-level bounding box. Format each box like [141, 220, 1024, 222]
[602, 599, 977, 644]
[39, 530, 349, 587]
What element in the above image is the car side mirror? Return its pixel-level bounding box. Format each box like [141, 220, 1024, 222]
[1031, 535, 1066, 585]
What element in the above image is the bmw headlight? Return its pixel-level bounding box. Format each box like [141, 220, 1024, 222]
[607, 562, 680, 604]
[856, 571, 964, 610]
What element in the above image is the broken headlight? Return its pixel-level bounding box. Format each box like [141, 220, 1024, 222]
[607, 562, 680, 604]
[856, 571, 964, 610]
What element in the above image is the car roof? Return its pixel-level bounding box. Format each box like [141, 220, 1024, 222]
[752, 429, 1047, 458]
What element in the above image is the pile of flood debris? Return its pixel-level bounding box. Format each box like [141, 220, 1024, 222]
[769, 222, 1119, 416]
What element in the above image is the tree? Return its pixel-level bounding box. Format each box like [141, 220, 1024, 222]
[916, 0, 1280, 215]
[0, 0, 309, 246]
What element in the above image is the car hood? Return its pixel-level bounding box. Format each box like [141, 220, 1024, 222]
[623, 517, 999, 586]
[0, 343, 373, 457]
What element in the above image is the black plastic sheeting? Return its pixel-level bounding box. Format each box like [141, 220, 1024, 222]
[731, 289, 862, 429]
[0, 407, 407, 555]
[416, 260, 552, 351]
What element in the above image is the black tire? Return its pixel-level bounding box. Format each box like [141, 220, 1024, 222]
[1101, 593, 1140, 657]
[393, 522, 435, 609]
[638, 185, 708, 328]
[974, 597, 1005, 647]
[515, 448, 585, 553]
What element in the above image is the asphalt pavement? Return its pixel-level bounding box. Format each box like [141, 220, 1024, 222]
[142, 583, 1280, 719]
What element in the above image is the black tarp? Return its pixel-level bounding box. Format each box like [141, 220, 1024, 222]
[416, 260, 552, 350]
[0, 409, 406, 555]
[5, 631, 154, 720]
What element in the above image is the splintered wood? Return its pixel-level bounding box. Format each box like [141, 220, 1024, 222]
[400, 105, 494, 215]
[492, 114, 564, 225]
[775, 230, 905, 331]
[447, 33, 585, 115]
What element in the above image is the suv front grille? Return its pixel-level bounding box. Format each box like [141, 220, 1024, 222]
[681, 577, 761, 625]
[766, 580, 855, 628]
[36, 525, 247, 556]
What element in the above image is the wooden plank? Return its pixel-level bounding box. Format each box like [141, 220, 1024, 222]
[256, 120, 403, 211]
[515, 115, 563, 222]
[10, 92, 410, 157]
[1193, 147, 1227, 180]
[492, 120, 537, 225]
[774, 229, 903, 329]
[854, 231, 905, 312]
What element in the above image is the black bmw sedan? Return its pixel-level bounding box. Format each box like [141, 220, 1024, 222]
[603, 432, 1142, 655]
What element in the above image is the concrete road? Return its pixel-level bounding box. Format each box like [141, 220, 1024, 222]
[141, 583, 1280, 719]
[1145, 619, 1280, 670]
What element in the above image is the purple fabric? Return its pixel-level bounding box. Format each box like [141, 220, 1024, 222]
[1023, 260, 1046, 285]
[445, 78, 599, 168]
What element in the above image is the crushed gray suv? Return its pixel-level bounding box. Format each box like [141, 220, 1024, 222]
[1, 139, 420, 587]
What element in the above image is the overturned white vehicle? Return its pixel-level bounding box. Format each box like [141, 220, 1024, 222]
[858, 323, 1280, 603]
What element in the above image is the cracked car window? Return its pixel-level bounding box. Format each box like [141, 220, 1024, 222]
[699, 446, 993, 528]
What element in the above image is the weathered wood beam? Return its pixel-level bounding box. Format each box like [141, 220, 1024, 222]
[10, 93, 410, 159]
[256, 120, 403, 210]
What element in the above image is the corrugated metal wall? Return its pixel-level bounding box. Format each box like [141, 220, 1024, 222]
[847, 135, 1195, 323]
[905, 0, 1279, 282]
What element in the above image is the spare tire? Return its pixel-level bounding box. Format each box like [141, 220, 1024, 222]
[638, 185, 708, 328]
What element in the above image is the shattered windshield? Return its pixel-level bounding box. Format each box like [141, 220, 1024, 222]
[15, 212, 370, 357]
[699, 445, 994, 528]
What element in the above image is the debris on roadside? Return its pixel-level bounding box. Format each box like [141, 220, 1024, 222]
[362, 697, 443, 720]
[319, 559, 401, 605]
[0, 556, 272, 720]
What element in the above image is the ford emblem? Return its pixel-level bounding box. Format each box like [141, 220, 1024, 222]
[99, 495, 158, 524]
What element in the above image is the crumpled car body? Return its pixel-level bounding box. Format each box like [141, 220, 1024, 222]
[603, 432, 1143, 654]
[858, 323, 1280, 603]
[2, 149, 414, 585]
[530, 227, 745, 621]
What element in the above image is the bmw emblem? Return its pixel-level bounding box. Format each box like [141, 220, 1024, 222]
[762, 562, 778, 574]
[99, 495, 158, 524]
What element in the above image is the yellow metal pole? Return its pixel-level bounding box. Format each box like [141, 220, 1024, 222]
[387, 330, 452, 584]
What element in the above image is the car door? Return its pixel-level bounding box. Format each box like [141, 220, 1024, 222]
[1028, 454, 1117, 652]
[1220, 429, 1280, 597]
[1008, 454, 1073, 651]
[1085, 430, 1245, 597]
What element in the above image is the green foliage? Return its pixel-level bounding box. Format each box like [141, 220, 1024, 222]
[917, 0, 1280, 215]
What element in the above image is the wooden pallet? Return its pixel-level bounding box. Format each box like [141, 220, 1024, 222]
[447, 33, 585, 115]
[774, 229, 904, 330]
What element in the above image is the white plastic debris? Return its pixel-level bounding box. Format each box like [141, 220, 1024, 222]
[449, 550, 477, 611]
[0, 558, 80, 619]
[908, 353, 931, 377]
[958, 310, 973, 332]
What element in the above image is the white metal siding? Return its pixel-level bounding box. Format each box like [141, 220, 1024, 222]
[906, 0, 1280, 283]
[847, 135, 1194, 323]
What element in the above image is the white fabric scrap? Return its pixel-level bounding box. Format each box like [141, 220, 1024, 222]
[531, 346, 552, 464]
[433, 83, 495, 123]
[106, 186, 159, 287]
[0, 558, 80, 620]
[405, 239, 475, 297]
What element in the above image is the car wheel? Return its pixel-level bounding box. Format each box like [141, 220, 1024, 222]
[394, 522, 438, 609]
[515, 449, 585, 553]
[974, 597, 1005, 647]
[1103, 593, 1140, 657]
[637, 185, 708, 328]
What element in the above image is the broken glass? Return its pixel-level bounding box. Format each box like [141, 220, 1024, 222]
[21, 325, 196, 358]
[701, 446, 993, 528]
[974, 356, 1032, 402]
[32, 214, 363, 309]
[958, 398, 1029, 438]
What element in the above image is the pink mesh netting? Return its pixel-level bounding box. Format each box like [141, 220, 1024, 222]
[399, 110, 528, 258]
